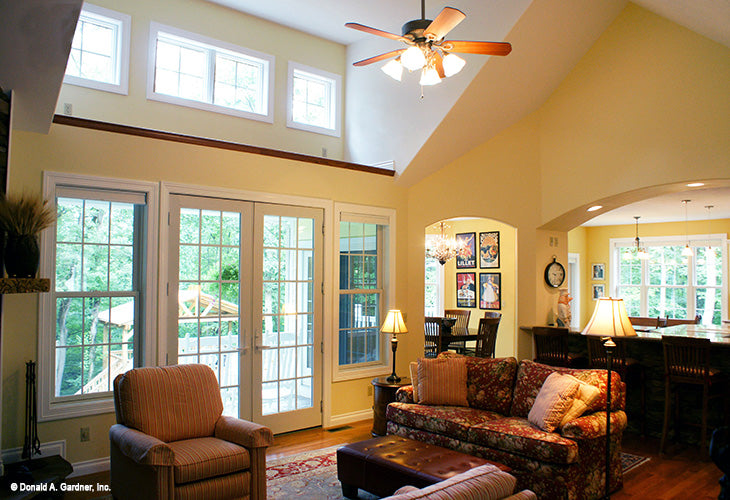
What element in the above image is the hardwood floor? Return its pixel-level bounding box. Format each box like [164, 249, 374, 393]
[66, 420, 722, 499]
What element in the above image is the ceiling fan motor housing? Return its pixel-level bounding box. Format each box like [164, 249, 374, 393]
[402, 19, 432, 40]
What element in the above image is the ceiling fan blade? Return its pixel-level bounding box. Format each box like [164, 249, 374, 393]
[433, 52, 445, 79]
[353, 49, 406, 67]
[345, 22, 404, 41]
[442, 41, 512, 56]
[425, 7, 466, 41]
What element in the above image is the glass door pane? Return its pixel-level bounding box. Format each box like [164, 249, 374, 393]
[253, 204, 323, 433]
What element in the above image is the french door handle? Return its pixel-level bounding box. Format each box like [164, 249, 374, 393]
[254, 334, 276, 351]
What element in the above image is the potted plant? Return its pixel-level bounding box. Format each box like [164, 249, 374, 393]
[0, 193, 55, 278]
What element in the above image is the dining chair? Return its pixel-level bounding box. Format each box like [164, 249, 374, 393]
[483, 311, 502, 320]
[472, 317, 500, 358]
[444, 309, 471, 353]
[586, 335, 646, 434]
[424, 317, 443, 358]
[660, 335, 729, 455]
[532, 326, 585, 368]
[664, 315, 702, 327]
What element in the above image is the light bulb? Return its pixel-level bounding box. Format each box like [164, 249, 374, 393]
[638, 248, 649, 260]
[401, 46, 426, 71]
[442, 53, 466, 77]
[381, 59, 403, 81]
[419, 66, 441, 86]
[682, 244, 693, 257]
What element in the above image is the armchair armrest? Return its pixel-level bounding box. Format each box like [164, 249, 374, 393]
[560, 410, 628, 440]
[109, 424, 173, 466]
[215, 416, 273, 449]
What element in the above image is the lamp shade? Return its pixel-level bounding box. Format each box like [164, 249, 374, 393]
[381, 59, 403, 81]
[381, 310, 408, 335]
[581, 297, 636, 337]
[401, 46, 426, 71]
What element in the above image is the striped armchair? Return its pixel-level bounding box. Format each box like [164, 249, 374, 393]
[110, 364, 273, 500]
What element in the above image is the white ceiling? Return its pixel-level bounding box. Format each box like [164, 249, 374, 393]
[582, 186, 730, 226]
[208, 0, 730, 48]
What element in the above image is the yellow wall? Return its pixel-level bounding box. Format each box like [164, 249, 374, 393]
[3, 124, 407, 462]
[56, 0, 346, 160]
[569, 219, 730, 327]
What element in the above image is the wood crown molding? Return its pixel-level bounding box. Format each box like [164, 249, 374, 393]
[52, 115, 395, 177]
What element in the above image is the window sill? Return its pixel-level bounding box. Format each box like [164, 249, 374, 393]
[332, 363, 390, 383]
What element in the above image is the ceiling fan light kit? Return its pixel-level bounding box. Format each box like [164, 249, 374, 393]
[346, 0, 511, 92]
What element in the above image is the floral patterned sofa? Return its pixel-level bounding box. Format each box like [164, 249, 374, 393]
[386, 357, 627, 500]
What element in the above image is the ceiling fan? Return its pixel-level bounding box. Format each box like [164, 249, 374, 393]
[345, 0, 512, 86]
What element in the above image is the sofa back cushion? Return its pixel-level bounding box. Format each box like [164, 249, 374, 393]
[114, 364, 223, 442]
[465, 357, 517, 414]
[510, 360, 624, 418]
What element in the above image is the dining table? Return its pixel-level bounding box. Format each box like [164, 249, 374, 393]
[436, 317, 478, 353]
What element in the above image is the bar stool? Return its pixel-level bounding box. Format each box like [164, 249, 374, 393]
[587, 336, 646, 434]
[660, 335, 729, 455]
[532, 326, 586, 368]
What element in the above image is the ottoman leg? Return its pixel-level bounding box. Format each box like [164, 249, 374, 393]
[341, 483, 358, 498]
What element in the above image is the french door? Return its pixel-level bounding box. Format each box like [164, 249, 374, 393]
[168, 195, 323, 433]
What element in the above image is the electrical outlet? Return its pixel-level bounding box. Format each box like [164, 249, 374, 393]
[80, 426, 90, 442]
[63, 103, 73, 116]
[321, 147, 328, 158]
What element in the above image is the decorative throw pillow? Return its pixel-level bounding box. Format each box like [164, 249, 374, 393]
[417, 357, 468, 406]
[527, 372, 580, 432]
[559, 374, 600, 427]
[409, 361, 419, 403]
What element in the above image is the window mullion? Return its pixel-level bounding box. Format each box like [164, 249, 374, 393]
[206, 47, 216, 104]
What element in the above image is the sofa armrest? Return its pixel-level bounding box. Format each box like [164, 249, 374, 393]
[215, 415, 273, 449]
[560, 410, 628, 440]
[395, 385, 414, 403]
[109, 424, 173, 466]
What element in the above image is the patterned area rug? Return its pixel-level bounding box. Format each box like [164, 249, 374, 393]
[267, 446, 650, 499]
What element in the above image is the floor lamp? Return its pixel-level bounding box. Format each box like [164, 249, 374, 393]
[582, 297, 636, 499]
[381, 310, 408, 383]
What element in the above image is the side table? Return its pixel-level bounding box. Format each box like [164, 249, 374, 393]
[371, 377, 410, 437]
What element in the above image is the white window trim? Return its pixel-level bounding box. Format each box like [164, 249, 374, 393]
[610, 233, 728, 322]
[332, 203, 395, 382]
[63, 3, 131, 95]
[287, 62, 341, 137]
[146, 22, 275, 123]
[38, 172, 158, 421]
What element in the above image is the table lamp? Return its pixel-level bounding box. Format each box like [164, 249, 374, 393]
[381, 310, 408, 383]
[582, 297, 636, 499]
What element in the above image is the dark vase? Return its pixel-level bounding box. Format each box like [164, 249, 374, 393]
[4, 234, 40, 278]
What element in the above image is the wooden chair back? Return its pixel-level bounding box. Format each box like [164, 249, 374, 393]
[424, 317, 442, 358]
[483, 311, 502, 319]
[662, 335, 712, 384]
[533, 326, 570, 367]
[664, 315, 702, 327]
[586, 335, 630, 377]
[444, 309, 471, 335]
[474, 317, 500, 358]
[629, 316, 663, 328]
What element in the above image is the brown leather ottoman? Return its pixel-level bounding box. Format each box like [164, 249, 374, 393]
[336, 435, 509, 498]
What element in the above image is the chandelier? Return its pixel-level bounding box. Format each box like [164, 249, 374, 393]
[426, 222, 465, 265]
[633, 216, 648, 260]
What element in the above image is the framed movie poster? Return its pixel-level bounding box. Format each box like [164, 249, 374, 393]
[479, 272, 501, 310]
[479, 231, 500, 269]
[456, 232, 476, 269]
[456, 272, 477, 308]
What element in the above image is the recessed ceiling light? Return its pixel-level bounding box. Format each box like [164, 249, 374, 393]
[587, 205, 602, 212]
[686, 182, 705, 187]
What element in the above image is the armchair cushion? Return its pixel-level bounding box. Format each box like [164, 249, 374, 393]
[169, 437, 250, 484]
[114, 364, 223, 442]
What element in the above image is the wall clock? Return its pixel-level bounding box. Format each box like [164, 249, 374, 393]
[544, 257, 565, 288]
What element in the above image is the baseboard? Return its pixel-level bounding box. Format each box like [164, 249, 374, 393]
[1, 440, 66, 464]
[326, 409, 372, 428]
[68, 457, 110, 478]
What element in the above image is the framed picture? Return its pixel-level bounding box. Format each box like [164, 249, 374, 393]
[592, 284, 605, 300]
[456, 232, 476, 269]
[479, 272, 501, 310]
[591, 263, 605, 281]
[479, 231, 500, 269]
[456, 272, 477, 308]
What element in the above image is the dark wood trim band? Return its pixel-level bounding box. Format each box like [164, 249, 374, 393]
[52, 115, 395, 177]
